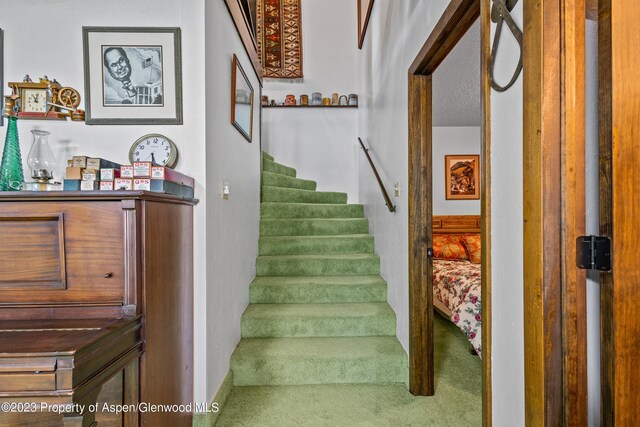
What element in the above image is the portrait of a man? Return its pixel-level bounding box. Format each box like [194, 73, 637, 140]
[102, 46, 164, 106]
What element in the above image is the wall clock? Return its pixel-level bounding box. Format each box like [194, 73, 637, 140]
[128, 134, 178, 168]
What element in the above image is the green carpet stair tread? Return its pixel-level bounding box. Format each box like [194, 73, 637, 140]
[263, 159, 296, 177]
[241, 302, 396, 338]
[230, 336, 408, 386]
[261, 202, 365, 219]
[259, 234, 375, 255]
[262, 151, 274, 161]
[260, 218, 369, 236]
[256, 253, 380, 276]
[262, 186, 348, 204]
[262, 171, 317, 191]
[249, 275, 387, 304]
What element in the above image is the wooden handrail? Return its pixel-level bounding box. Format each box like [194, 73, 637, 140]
[358, 138, 396, 213]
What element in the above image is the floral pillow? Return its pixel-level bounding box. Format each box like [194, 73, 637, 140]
[462, 234, 481, 264]
[432, 234, 469, 261]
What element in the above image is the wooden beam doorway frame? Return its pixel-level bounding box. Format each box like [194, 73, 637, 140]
[407, 0, 588, 425]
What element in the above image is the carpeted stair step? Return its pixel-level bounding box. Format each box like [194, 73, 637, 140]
[230, 336, 408, 386]
[241, 302, 396, 338]
[261, 202, 365, 219]
[262, 171, 317, 191]
[263, 159, 296, 177]
[262, 151, 274, 161]
[260, 218, 368, 236]
[262, 186, 348, 204]
[249, 276, 387, 304]
[259, 234, 375, 255]
[256, 254, 380, 276]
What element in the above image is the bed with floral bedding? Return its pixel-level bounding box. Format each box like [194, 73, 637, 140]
[433, 258, 482, 357]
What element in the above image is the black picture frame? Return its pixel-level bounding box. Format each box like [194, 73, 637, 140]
[231, 54, 254, 142]
[82, 27, 183, 125]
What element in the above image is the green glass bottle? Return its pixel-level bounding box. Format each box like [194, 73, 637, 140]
[0, 116, 25, 191]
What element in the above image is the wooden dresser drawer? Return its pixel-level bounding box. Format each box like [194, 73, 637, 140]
[0, 202, 125, 305]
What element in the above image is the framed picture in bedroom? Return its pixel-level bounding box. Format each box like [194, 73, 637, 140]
[444, 154, 480, 200]
[82, 27, 183, 125]
[231, 54, 254, 142]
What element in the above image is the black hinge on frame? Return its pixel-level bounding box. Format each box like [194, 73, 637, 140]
[576, 235, 611, 271]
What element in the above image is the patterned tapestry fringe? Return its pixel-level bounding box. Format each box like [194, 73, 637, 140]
[265, 78, 305, 84]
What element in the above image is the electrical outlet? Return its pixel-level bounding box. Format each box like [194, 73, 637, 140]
[222, 179, 230, 200]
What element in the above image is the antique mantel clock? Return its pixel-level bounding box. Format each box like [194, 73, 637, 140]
[6, 76, 85, 121]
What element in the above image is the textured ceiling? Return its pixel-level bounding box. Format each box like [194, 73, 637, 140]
[432, 21, 481, 127]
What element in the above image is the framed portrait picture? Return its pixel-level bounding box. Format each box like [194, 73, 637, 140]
[82, 27, 182, 125]
[445, 154, 480, 200]
[231, 54, 254, 142]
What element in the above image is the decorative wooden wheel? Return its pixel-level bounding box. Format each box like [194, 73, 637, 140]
[58, 87, 81, 109]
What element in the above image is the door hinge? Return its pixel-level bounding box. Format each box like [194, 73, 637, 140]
[576, 235, 611, 271]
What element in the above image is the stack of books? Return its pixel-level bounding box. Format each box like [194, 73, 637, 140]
[63, 157, 194, 198]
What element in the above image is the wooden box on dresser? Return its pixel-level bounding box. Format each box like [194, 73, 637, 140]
[0, 191, 196, 427]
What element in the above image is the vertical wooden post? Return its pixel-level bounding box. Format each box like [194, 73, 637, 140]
[523, 0, 587, 424]
[599, 0, 640, 424]
[408, 73, 434, 396]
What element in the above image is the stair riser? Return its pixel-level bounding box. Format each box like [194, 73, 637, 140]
[263, 160, 296, 177]
[249, 283, 387, 304]
[260, 219, 369, 236]
[262, 187, 347, 204]
[262, 172, 317, 191]
[261, 203, 365, 219]
[256, 257, 380, 276]
[241, 314, 395, 338]
[259, 236, 374, 255]
[231, 356, 407, 386]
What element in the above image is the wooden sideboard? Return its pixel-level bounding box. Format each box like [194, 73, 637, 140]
[0, 191, 196, 426]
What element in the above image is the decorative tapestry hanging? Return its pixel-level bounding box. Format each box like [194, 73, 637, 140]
[257, 0, 304, 79]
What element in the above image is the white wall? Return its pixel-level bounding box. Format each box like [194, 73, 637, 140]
[263, 109, 358, 200]
[204, 0, 261, 402]
[261, 0, 359, 201]
[357, 0, 449, 359]
[585, 19, 600, 427]
[489, 1, 525, 424]
[432, 127, 481, 215]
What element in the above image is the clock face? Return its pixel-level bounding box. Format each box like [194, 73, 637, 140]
[23, 89, 48, 113]
[129, 134, 178, 168]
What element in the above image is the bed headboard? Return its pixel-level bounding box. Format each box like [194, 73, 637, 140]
[432, 215, 481, 234]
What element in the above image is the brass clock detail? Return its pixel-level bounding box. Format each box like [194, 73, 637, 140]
[5, 76, 85, 121]
[129, 134, 179, 168]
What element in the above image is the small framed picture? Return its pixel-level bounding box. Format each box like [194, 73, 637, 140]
[445, 154, 480, 200]
[231, 54, 254, 142]
[82, 27, 182, 125]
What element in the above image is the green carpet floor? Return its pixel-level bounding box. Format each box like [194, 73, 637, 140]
[230, 152, 407, 387]
[217, 315, 482, 426]
[219, 153, 480, 425]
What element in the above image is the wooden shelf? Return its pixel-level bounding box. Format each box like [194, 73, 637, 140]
[262, 105, 358, 109]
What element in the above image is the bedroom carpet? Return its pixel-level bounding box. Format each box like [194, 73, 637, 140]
[216, 315, 482, 426]
[216, 153, 481, 425]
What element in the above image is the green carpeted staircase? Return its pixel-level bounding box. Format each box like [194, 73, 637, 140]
[230, 152, 408, 387]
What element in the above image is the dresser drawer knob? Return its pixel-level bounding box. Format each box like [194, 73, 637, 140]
[104, 273, 113, 279]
